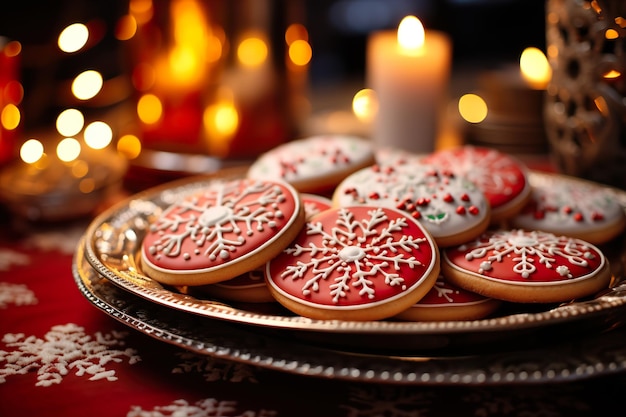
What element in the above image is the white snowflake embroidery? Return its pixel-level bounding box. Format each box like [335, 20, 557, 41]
[22, 226, 85, 254]
[127, 398, 278, 417]
[281, 207, 426, 302]
[0, 282, 38, 308]
[463, 230, 594, 279]
[0, 249, 29, 271]
[172, 351, 258, 383]
[0, 323, 140, 386]
[341, 386, 433, 417]
[147, 180, 287, 262]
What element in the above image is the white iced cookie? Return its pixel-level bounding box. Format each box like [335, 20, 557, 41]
[333, 164, 491, 247]
[247, 134, 375, 194]
[511, 174, 626, 244]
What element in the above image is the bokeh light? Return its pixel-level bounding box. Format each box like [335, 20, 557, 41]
[58, 23, 89, 53]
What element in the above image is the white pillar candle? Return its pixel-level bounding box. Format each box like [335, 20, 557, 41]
[367, 16, 451, 153]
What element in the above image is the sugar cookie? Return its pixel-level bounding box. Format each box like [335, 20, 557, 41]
[422, 145, 531, 224]
[266, 205, 440, 321]
[511, 174, 626, 244]
[247, 134, 375, 194]
[442, 229, 611, 303]
[197, 267, 275, 303]
[141, 178, 305, 286]
[394, 275, 501, 321]
[333, 164, 491, 247]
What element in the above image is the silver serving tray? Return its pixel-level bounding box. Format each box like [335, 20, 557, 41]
[73, 238, 626, 385]
[81, 169, 626, 353]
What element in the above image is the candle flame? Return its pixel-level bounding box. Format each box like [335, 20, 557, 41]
[397, 16, 425, 54]
[520, 47, 552, 89]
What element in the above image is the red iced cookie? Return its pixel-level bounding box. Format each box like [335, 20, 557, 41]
[197, 267, 275, 303]
[442, 229, 611, 303]
[141, 178, 305, 286]
[422, 145, 531, 223]
[266, 205, 440, 321]
[301, 193, 333, 219]
[395, 275, 501, 321]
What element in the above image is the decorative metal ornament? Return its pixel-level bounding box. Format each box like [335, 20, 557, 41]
[545, 0, 626, 188]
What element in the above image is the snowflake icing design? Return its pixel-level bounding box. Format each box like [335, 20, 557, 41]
[428, 148, 523, 197]
[278, 207, 430, 303]
[0, 323, 140, 386]
[459, 230, 598, 280]
[145, 180, 292, 265]
[128, 398, 277, 417]
[0, 282, 38, 308]
[339, 165, 484, 227]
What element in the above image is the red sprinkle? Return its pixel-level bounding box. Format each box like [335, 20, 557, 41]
[591, 212, 605, 221]
[456, 206, 466, 215]
[443, 193, 454, 203]
[573, 212, 584, 222]
[460, 193, 470, 202]
[468, 206, 480, 215]
[411, 210, 421, 219]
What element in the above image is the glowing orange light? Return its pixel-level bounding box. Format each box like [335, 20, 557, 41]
[520, 47, 552, 89]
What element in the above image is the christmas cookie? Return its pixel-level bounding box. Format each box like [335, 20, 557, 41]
[141, 178, 305, 286]
[333, 164, 491, 247]
[394, 275, 501, 322]
[301, 193, 333, 219]
[442, 229, 611, 303]
[246, 134, 376, 194]
[511, 174, 626, 245]
[197, 267, 275, 303]
[265, 206, 440, 321]
[375, 146, 424, 166]
[422, 145, 531, 224]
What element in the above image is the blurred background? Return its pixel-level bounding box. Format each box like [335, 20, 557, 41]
[0, 0, 549, 222]
[0, 0, 546, 132]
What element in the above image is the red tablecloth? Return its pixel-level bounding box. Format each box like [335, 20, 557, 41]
[1, 218, 625, 417]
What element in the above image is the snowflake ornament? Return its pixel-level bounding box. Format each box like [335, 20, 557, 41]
[0, 323, 140, 387]
[266, 206, 439, 320]
[141, 178, 303, 286]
